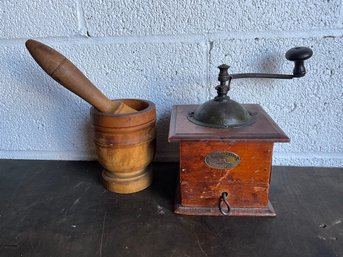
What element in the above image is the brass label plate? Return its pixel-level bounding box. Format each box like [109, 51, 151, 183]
[205, 151, 240, 169]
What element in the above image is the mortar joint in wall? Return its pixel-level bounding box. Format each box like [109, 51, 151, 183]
[207, 40, 215, 96]
[76, 0, 89, 37]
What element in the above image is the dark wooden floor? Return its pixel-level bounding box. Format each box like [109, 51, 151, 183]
[0, 160, 342, 257]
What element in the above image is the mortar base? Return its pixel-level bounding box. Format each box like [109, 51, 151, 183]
[102, 166, 153, 194]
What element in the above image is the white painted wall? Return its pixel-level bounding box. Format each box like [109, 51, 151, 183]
[0, 0, 342, 167]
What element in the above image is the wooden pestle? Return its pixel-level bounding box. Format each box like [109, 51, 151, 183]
[25, 39, 137, 114]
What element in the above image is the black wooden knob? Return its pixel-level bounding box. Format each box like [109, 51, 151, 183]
[285, 47, 313, 77]
[285, 47, 313, 61]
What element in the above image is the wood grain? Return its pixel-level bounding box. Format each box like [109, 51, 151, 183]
[90, 99, 156, 193]
[0, 161, 342, 257]
[179, 141, 273, 208]
[168, 104, 290, 142]
[169, 104, 289, 216]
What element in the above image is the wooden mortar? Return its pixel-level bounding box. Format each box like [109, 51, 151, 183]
[90, 99, 156, 193]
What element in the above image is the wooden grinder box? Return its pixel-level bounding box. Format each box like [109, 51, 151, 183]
[168, 104, 289, 216]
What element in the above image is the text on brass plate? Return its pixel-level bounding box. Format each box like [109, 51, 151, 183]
[205, 151, 240, 169]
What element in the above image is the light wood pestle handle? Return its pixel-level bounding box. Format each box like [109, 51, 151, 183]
[25, 39, 137, 114]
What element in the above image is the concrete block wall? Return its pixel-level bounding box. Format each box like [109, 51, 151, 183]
[0, 0, 342, 167]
